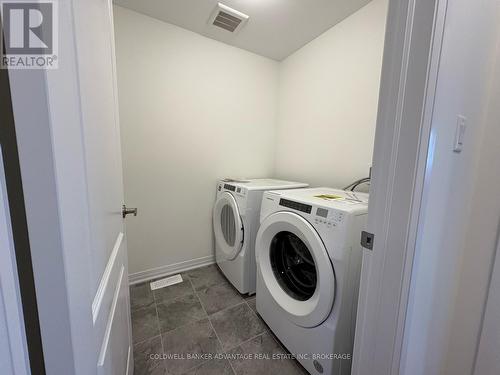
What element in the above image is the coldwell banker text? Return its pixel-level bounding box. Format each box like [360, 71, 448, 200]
[0, 1, 58, 69]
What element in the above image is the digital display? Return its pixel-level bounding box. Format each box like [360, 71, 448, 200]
[224, 184, 236, 192]
[316, 208, 329, 218]
[279, 198, 312, 214]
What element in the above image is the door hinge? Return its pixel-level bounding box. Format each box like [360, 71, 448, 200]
[361, 231, 374, 250]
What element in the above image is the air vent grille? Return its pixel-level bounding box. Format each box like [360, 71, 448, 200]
[210, 3, 249, 33]
[213, 11, 242, 32]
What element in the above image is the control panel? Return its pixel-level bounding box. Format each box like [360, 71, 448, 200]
[276, 198, 346, 230]
[279, 198, 312, 214]
[219, 183, 245, 196]
[313, 207, 345, 229]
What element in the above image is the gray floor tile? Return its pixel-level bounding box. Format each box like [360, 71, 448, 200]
[131, 266, 306, 375]
[245, 302, 270, 333]
[130, 282, 155, 311]
[228, 332, 305, 375]
[185, 265, 227, 291]
[245, 297, 257, 313]
[197, 283, 244, 315]
[153, 278, 194, 303]
[133, 335, 167, 375]
[162, 318, 222, 375]
[209, 303, 266, 351]
[132, 306, 160, 344]
[157, 294, 207, 333]
[242, 293, 255, 300]
[182, 359, 234, 375]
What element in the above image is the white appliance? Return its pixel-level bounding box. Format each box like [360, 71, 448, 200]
[213, 179, 308, 294]
[255, 188, 368, 375]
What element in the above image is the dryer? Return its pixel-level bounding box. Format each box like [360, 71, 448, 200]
[255, 187, 368, 375]
[213, 179, 308, 295]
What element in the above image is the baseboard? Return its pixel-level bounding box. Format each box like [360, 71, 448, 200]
[128, 255, 215, 285]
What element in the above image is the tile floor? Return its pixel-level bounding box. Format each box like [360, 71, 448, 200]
[130, 264, 308, 375]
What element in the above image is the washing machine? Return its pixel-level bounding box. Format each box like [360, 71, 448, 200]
[255, 187, 368, 374]
[213, 179, 308, 295]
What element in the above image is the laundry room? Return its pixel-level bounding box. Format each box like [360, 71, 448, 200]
[5, 0, 500, 372]
[112, 0, 388, 374]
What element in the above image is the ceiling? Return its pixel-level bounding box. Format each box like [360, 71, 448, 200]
[113, 0, 372, 61]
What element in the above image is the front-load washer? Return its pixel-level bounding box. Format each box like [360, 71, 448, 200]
[255, 188, 368, 375]
[213, 179, 308, 295]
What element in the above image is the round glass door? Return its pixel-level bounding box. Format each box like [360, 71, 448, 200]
[213, 192, 243, 260]
[220, 204, 237, 247]
[256, 211, 335, 327]
[270, 231, 317, 301]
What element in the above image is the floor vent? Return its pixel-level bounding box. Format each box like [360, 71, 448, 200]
[210, 3, 249, 33]
[150, 274, 183, 290]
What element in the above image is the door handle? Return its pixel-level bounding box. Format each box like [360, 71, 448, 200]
[122, 205, 138, 218]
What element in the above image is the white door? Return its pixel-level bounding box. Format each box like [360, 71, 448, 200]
[69, 0, 133, 373]
[7, 0, 133, 374]
[256, 211, 335, 327]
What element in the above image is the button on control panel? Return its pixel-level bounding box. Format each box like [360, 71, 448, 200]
[314, 208, 344, 229]
[331, 211, 345, 223]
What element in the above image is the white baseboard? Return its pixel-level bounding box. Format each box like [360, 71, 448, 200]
[128, 255, 215, 285]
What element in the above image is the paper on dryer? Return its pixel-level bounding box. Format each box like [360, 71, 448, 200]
[314, 194, 343, 200]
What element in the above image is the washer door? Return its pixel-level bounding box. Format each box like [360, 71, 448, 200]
[256, 211, 335, 328]
[213, 192, 244, 260]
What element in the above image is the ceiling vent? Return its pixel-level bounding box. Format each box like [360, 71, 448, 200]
[209, 3, 249, 33]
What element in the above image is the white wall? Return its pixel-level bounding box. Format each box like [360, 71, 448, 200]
[113, 6, 279, 276]
[274, 0, 387, 188]
[446, 40, 500, 375]
[400, 0, 500, 374]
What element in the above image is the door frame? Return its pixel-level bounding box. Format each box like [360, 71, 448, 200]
[352, 0, 448, 374]
[473, 229, 500, 375]
[0, 142, 32, 375]
[1, 24, 45, 373]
